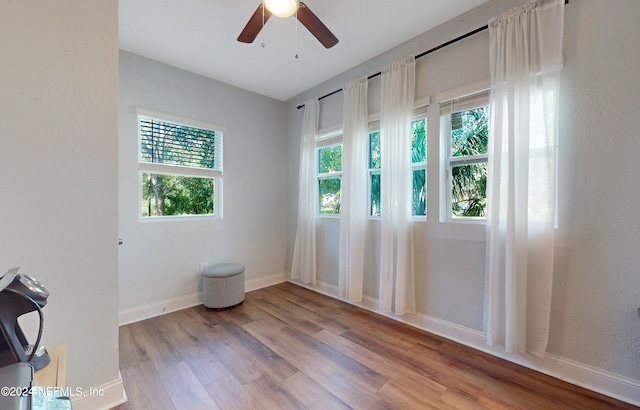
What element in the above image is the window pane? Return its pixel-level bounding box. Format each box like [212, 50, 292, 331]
[451, 107, 489, 157]
[140, 119, 220, 170]
[318, 145, 342, 174]
[319, 178, 341, 214]
[369, 132, 381, 169]
[141, 173, 214, 217]
[412, 169, 426, 216]
[451, 163, 487, 218]
[370, 173, 380, 216]
[411, 119, 426, 164]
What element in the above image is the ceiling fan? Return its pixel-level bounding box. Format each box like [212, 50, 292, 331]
[237, 0, 339, 49]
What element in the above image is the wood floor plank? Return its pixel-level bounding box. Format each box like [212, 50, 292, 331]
[119, 321, 151, 369]
[377, 380, 444, 410]
[242, 319, 336, 383]
[243, 373, 307, 410]
[438, 341, 638, 410]
[320, 370, 393, 410]
[245, 290, 325, 336]
[182, 347, 228, 387]
[195, 298, 273, 326]
[273, 282, 352, 310]
[282, 371, 351, 410]
[255, 285, 352, 335]
[158, 361, 220, 410]
[205, 374, 263, 410]
[134, 316, 185, 371]
[218, 319, 298, 382]
[439, 389, 488, 409]
[314, 329, 448, 398]
[339, 307, 444, 348]
[118, 283, 636, 410]
[199, 322, 267, 384]
[477, 385, 560, 410]
[280, 325, 388, 393]
[121, 361, 175, 410]
[408, 342, 488, 400]
[338, 319, 419, 353]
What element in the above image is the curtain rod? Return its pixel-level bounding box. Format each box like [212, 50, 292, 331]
[295, 25, 487, 110]
[296, 0, 568, 110]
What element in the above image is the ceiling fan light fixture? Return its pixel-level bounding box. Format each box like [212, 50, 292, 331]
[264, 0, 300, 18]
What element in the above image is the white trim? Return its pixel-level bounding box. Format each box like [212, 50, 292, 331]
[414, 96, 431, 109]
[136, 108, 226, 133]
[436, 78, 491, 104]
[71, 374, 127, 410]
[318, 172, 342, 180]
[138, 163, 222, 179]
[288, 278, 640, 407]
[245, 272, 286, 292]
[118, 272, 286, 326]
[119, 292, 203, 326]
[317, 124, 343, 140]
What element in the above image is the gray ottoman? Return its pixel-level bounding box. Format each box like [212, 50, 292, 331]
[202, 263, 245, 309]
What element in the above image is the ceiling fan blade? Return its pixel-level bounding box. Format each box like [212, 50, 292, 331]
[237, 3, 272, 44]
[296, 2, 339, 49]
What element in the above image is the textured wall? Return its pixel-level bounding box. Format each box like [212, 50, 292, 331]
[547, 0, 640, 379]
[0, 0, 119, 391]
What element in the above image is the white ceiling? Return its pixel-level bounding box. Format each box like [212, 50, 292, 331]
[119, 0, 489, 101]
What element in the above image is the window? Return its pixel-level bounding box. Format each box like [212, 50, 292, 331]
[368, 117, 427, 217]
[411, 118, 427, 216]
[440, 89, 490, 219]
[317, 130, 342, 215]
[368, 131, 381, 216]
[138, 109, 224, 219]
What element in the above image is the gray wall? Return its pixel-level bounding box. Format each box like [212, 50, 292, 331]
[118, 51, 289, 310]
[286, 0, 640, 384]
[0, 0, 120, 396]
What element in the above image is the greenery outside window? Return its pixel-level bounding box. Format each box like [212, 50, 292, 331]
[138, 109, 224, 219]
[411, 118, 426, 216]
[369, 117, 426, 217]
[440, 89, 490, 219]
[317, 142, 342, 215]
[368, 131, 381, 216]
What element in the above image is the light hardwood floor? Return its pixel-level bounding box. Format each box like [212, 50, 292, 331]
[116, 282, 635, 409]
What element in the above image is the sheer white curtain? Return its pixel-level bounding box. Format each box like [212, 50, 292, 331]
[485, 0, 564, 357]
[380, 56, 416, 315]
[339, 78, 368, 301]
[292, 99, 319, 285]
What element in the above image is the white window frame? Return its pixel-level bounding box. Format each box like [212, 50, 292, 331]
[410, 115, 427, 220]
[367, 127, 381, 218]
[316, 127, 343, 217]
[437, 80, 490, 223]
[137, 108, 225, 221]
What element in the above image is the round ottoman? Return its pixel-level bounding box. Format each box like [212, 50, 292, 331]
[202, 263, 245, 309]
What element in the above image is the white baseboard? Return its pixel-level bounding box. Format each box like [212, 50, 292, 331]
[119, 272, 286, 326]
[246, 271, 286, 292]
[119, 292, 203, 326]
[71, 374, 127, 410]
[288, 279, 640, 407]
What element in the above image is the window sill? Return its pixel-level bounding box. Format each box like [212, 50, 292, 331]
[139, 215, 220, 223]
[441, 218, 486, 225]
[316, 214, 340, 219]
